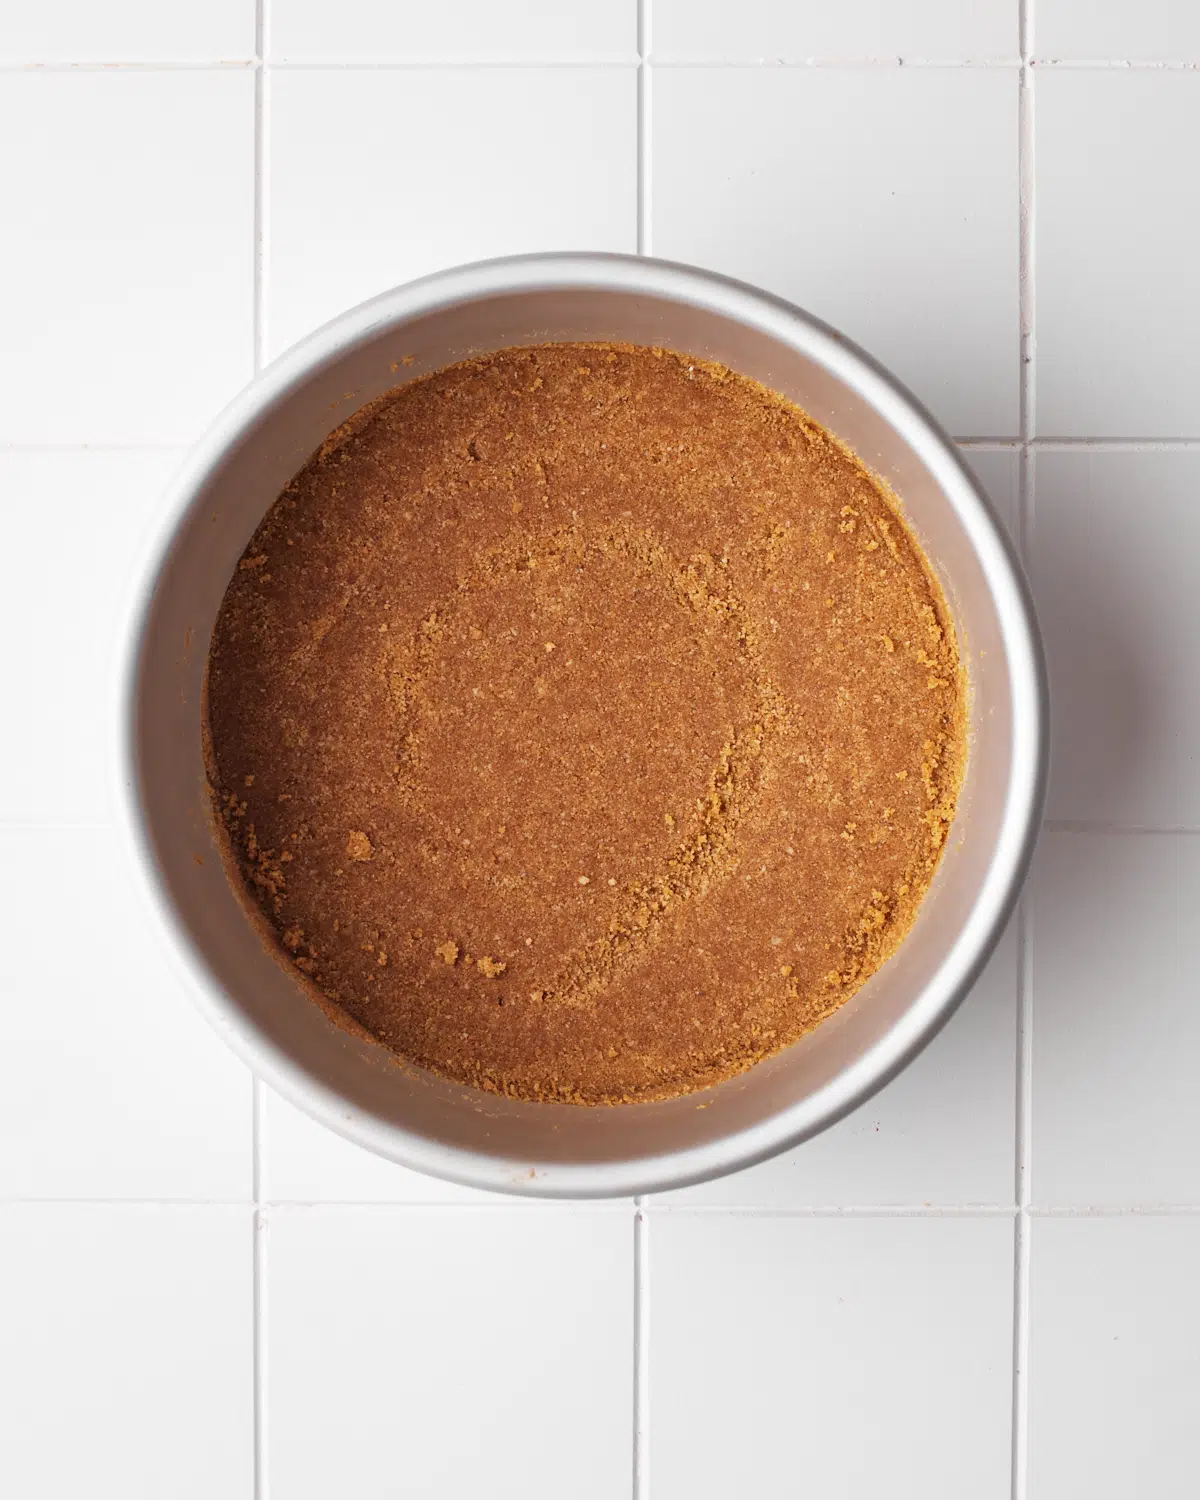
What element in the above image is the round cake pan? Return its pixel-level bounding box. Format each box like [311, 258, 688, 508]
[117, 252, 1047, 1198]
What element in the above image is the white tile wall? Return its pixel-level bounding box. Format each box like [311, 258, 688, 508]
[1031, 834, 1200, 1207]
[5, 5, 1200, 1498]
[0, 72, 254, 445]
[1028, 1216, 1200, 1499]
[1032, 450, 1200, 826]
[0, 450, 183, 823]
[1035, 71, 1200, 438]
[265, 1208, 632, 1499]
[0, 0, 255, 62]
[268, 0, 637, 62]
[648, 1214, 1015, 1499]
[1035, 0, 1200, 62]
[0, 1205, 253, 1500]
[652, 0, 1017, 61]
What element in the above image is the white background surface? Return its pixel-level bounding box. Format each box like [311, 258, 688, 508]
[2, 3, 1199, 1497]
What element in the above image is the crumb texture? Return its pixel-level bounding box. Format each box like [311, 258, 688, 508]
[206, 343, 965, 1104]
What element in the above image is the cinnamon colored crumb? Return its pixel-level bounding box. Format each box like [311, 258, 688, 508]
[345, 830, 373, 861]
[205, 342, 966, 1105]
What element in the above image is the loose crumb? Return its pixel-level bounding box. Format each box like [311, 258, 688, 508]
[346, 830, 373, 861]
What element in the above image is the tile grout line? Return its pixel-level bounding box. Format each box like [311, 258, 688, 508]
[633, 1196, 649, 1500]
[1028, 58, 1200, 70]
[1012, 2, 1034, 1495]
[1027, 1204, 1200, 1217]
[8, 1197, 1200, 1212]
[252, 7, 267, 1500]
[0, 60, 259, 71]
[1023, 437, 1200, 448]
[959, 438, 1200, 450]
[1042, 821, 1200, 835]
[633, 14, 650, 1498]
[5, 58, 1199, 73]
[1018, 10, 1036, 456]
[645, 56, 1200, 69]
[224, 57, 641, 70]
[252, 1158, 267, 1500]
[253, 13, 267, 385]
[253, 1206, 268, 1500]
[0, 58, 636, 72]
[639, 1203, 1021, 1217]
[0, 442, 190, 453]
[252, 1089, 266, 1500]
[1012, 888, 1036, 1497]
[637, 0, 651, 257]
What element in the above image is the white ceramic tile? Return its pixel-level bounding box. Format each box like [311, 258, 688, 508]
[1031, 833, 1200, 1206]
[265, 67, 637, 358]
[649, 1213, 1014, 1499]
[656, 918, 1017, 1208]
[653, 0, 1015, 61]
[1028, 1215, 1200, 1499]
[1036, 1, 1200, 62]
[0, 826, 252, 1200]
[0, 1204, 252, 1500]
[1, 0, 253, 61]
[0, 451, 181, 823]
[266, 1207, 632, 1499]
[0, 72, 253, 445]
[1035, 71, 1200, 438]
[1032, 451, 1200, 827]
[269, 0, 635, 62]
[653, 67, 1019, 438]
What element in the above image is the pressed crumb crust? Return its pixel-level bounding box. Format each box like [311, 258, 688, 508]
[205, 343, 965, 1104]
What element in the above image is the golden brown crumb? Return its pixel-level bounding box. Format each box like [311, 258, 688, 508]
[206, 342, 965, 1105]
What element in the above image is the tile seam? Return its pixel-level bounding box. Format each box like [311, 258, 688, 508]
[1012, 1, 1034, 1492]
[252, 4, 266, 1494]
